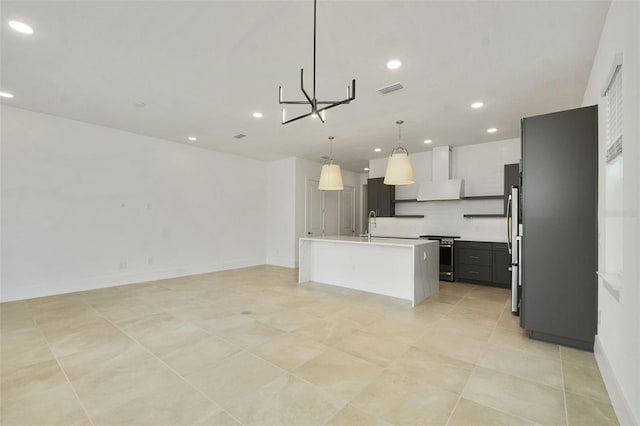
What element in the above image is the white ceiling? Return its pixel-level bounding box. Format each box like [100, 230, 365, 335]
[1, 1, 610, 172]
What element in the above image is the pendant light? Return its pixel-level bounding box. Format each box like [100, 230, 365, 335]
[318, 136, 344, 190]
[384, 120, 415, 185]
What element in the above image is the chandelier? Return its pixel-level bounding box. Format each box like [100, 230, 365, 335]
[278, 0, 356, 125]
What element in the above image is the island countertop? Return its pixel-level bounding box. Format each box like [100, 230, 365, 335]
[299, 236, 439, 306]
[299, 235, 436, 248]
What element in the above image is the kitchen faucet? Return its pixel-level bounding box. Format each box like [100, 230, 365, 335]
[368, 210, 377, 242]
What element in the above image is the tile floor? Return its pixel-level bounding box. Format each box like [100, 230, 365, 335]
[0, 265, 618, 426]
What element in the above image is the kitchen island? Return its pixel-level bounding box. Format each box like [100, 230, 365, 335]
[299, 236, 439, 306]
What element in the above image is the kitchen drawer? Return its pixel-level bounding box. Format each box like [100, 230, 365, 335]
[456, 241, 492, 251]
[493, 243, 509, 252]
[457, 249, 492, 266]
[457, 264, 492, 282]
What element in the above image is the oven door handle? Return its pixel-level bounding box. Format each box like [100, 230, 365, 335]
[440, 244, 453, 248]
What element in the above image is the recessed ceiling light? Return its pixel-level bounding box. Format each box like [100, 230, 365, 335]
[8, 20, 34, 35]
[0, 91, 15, 99]
[471, 101, 484, 109]
[487, 127, 498, 133]
[423, 139, 432, 144]
[386, 59, 402, 70]
[188, 136, 197, 141]
[252, 112, 263, 118]
[374, 148, 382, 152]
[364, 167, 369, 171]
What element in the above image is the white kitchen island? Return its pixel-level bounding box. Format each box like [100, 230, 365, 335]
[299, 236, 439, 306]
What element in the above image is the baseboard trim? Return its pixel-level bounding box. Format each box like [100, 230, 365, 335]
[594, 335, 638, 426]
[0, 257, 265, 302]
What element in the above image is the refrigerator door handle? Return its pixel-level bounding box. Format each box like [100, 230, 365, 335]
[506, 193, 512, 254]
[511, 264, 519, 313]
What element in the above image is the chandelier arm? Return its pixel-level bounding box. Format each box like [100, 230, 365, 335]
[299, 69, 314, 106]
[282, 110, 316, 125]
[316, 98, 353, 113]
[281, 101, 311, 105]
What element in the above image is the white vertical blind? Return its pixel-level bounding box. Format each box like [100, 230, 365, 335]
[605, 58, 623, 162]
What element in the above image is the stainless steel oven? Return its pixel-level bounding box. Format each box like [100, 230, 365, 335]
[420, 235, 459, 281]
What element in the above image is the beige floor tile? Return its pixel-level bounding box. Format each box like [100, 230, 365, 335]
[183, 350, 284, 407]
[433, 316, 495, 341]
[194, 311, 285, 348]
[118, 311, 212, 356]
[0, 382, 90, 426]
[326, 404, 391, 426]
[463, 366, 566, 425]
[0, 359, 68, 401]
[251, 307, 319, 332]
[426, 292, 464, 305]
[489, 327, 561, 360]
[561, 346, 598, 369]
[446, 305, 501, 328]
[413, 298, 456, 314]
[331, 329, 413, 367]
[467, 284, 510, 296]
[294, 317, 363, 345]
[250, 333, 327, 371]
[477, 344, 563, 388]
[57, 333, 143, 382]
[386, 346, 473, 394]
[351, 369, 458, 420]
[413, 329, 488, 365]
[161, 334, 241, 376]
[0, 328, 55, 374]
[88, 380, 224, 426]
[40, 317, 130, 358]
[563, 360, 611, 402]
[496, 309, 522, 330]
[448, 398, 538, 426]
[457, 296, 507, 314]
[293, 348, 383, 402]
[89, 295, 165, 322]
[380, 383, 459, 425]
[224, 373, 343, 425]
[566, 391, 619, 426]
[71, 351, 199, 423]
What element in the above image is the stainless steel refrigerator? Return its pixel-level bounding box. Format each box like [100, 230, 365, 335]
[516, 105, 598, 351]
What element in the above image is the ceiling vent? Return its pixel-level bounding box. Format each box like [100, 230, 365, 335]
[377, 83, 404, 95]
[233, 134, 246, 139]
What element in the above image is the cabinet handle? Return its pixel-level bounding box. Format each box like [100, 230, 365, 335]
[469, 256, 480, 259]
[469, 271, 480, 274]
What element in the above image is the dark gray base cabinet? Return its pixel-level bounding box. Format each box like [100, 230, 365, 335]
[455, 241, 510, 288]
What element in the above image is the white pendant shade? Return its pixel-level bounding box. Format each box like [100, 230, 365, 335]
[384, 148, 415, 185]
[318, 163, 344, 190]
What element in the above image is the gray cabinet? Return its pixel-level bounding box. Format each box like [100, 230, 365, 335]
[455, 241, 510, 288]
[520, 105, 598, 350]
[367, 178, 395, 217]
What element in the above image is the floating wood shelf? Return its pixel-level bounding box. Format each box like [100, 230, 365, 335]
[393, 195, 503, 203]
[463, 214, 506, 218]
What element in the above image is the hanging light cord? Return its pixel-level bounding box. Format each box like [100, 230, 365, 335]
[278, 0, 356, 125]
[394, 120, 408, 155]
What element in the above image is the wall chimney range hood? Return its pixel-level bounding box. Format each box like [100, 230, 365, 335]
[416, 146, 464, 201]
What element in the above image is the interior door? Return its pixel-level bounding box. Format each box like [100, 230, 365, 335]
[323, 191, 340, 236]
[340, 186, 355, 235]
[306, 179, 324, 236]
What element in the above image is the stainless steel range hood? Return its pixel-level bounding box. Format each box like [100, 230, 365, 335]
[416, 146, 464, 201]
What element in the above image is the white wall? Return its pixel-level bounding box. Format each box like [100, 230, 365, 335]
[368, 139, 521, 241]
[582, 1, 640, 424]
[1, 106, 267, 302]
[265, 158, 296, 268]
